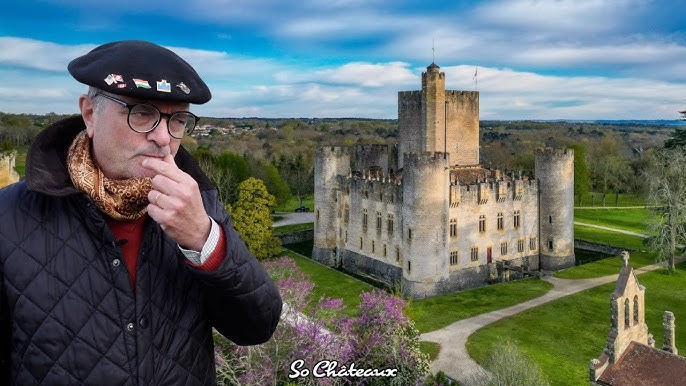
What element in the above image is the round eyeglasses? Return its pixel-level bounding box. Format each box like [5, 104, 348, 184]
[95, 93, 199, 139]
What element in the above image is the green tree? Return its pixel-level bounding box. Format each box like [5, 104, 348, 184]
[469, 340, 550, 386]
[231, 177, 281, 260]
[215, 151, 250, 183]
[645, 147, 686, 273]
[569, 144, 590, 206]
[665, 127, 686, 149]
[275, 153, 314, 207]
[249, 159, 291, 207]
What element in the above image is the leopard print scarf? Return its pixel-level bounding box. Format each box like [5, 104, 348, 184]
[67, 131, 152, 221]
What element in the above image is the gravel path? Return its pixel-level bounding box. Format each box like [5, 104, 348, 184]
[420, 258, 678, 385]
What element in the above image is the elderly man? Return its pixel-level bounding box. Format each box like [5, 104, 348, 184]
[0, 40, 282, 385]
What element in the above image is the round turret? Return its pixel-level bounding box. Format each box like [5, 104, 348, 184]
[535, 147, 575, 270]
[312, 146, 351, 266]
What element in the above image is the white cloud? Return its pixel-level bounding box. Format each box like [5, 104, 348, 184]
[0, 37, 94, 72]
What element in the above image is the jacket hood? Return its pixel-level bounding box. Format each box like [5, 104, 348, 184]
[25, 115, 214, 196]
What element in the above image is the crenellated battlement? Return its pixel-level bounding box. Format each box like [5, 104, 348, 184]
[398, 90, 422, 98]
[316, 145, 351, 157]
[446, 90, 479, 98]
[403, 152, 449, 168]
[535, 147, 574, 158]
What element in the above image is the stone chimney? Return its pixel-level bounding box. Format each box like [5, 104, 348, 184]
[663, 311, 678, 355]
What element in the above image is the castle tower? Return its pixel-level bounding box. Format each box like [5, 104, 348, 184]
[535, 147, 575, 270]
[312, 146, 351, 266]
[397, 63, 479, 169]
[400, 152, 450, 298]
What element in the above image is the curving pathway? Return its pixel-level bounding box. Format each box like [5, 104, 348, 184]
[420, 258, 680, 385]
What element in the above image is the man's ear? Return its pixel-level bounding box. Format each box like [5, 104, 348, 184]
[79, 94, 95, 138]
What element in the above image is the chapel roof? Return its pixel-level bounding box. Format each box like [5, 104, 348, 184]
[598, 341, 686, 386]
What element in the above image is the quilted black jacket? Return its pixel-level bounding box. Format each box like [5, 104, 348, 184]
[0, 116, 282, 385]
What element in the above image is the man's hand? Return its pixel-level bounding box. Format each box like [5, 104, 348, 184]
[143, 154, 211, 251]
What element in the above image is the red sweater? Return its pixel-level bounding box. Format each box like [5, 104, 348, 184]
[107, 216, 226, 290]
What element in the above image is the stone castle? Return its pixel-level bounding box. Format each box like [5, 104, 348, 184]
[312, 63, 575, 298]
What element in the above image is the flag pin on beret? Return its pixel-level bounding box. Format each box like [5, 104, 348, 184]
[68, 40, 211, 104]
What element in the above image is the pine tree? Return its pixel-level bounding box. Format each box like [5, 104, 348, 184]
[231, 177, 282, 260]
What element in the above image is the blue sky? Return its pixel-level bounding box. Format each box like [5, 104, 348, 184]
[2, 0, 686, 120]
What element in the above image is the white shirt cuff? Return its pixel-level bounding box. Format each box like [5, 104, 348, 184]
[179, 217, 221, 266]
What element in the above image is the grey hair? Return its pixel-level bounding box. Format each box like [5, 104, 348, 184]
[87, 86, 106, 112]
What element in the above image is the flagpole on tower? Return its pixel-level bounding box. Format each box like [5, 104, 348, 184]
[473, 66, 478, 91]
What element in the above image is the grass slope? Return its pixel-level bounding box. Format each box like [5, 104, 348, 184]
[467, 262, 686, 386]
[407, 278, 553, 333]
[574, 208, 651, 234]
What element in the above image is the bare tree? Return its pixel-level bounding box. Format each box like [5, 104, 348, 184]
[645, 147, 686, 273]
[197, 157, 239, 206]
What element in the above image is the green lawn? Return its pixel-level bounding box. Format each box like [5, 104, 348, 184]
[275, 194, 314, 212]
[574, 225, 647, 251]
[407, 278, 553, 333]
[467, 262, 686, 386]
[280, 249, 373, 316]
[574, 208, 651, 234]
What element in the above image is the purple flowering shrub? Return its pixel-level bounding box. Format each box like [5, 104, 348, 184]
[214, 257, 429, 385]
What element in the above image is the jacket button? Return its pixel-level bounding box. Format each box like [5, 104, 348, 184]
[126, 322, 135, 332]
[112, 259, 121, 267]
[139, 317, 148, 329]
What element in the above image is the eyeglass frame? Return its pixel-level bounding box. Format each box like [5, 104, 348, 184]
[93, 92, 199, 139]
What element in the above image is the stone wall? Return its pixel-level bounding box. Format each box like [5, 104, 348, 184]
[277, 229, 314, 245]
[574, 239, 627, 256]
[0, 152, 20, 188]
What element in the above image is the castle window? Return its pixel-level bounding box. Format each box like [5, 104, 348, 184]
[450, 218, 457, 237]
[549, 215, 553, 224]
[470, 247, 479, 262]
[514, 210, 521, 228]
[478, 215, 486, 233]
[387, 214, 394, 235]
[383, 244, 387, 257]
[362, 208, 368, 229]
[408, 228, 412, 241]
[633, 295, 639, 324]
[518, 239, 525, 253]
[395, 246, 400, 262]
[497, 213, 504, 230]
[345, 231, 348, 243]
[360, 237, 363, 249]
[372, 240, 375, 254]
[376, 211, 382, 231]
[548, 240, 554, 251]
[407, 260, 411, 273]
[364, 190, 368, 199]
[316, 209, 320, 222]
[530, 237, 537, 250]
[450, 251, 459, 266]
[624, 298, 630, 329]
[500, 242, 508, 256]
[344, 204, 349, 223]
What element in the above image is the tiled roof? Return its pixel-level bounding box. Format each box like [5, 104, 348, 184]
[598, 341, 686, 385]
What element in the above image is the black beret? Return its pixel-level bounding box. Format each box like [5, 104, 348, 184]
[68, 40, 211, 104]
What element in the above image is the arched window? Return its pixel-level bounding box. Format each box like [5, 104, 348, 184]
[633, 295, 639, 324]
[624, 298, 631, 328]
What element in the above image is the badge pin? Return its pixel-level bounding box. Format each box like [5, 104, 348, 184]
[104, 74, 124, 86]
[117, 84, 127, 89]
[156, 79, 171, 93]
[176, 82, 190, 94]
[133, 78, 151, 89]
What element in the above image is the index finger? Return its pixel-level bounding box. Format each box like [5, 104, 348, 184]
[142, 153, 180, 179]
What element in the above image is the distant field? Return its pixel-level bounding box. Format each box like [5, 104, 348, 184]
[575, 192, 645, 207]
[13, 146, 28, 177]
[574, 208, 650, 234]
